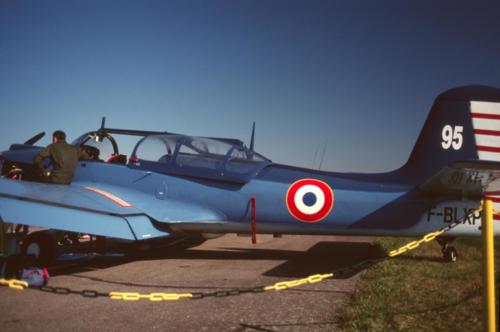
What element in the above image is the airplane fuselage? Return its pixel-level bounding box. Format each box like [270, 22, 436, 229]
[73, 161, 487, 238]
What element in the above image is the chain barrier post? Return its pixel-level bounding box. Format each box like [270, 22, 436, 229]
[482, 199, 496, 332]
[250, 196, 257, 244]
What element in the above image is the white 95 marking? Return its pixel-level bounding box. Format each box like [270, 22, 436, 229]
[442, 125, 463, 150]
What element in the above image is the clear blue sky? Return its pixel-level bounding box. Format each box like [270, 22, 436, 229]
[1, 0, 500, 172]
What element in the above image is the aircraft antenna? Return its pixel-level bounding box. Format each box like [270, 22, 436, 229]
[100, 117, 106, 130]
[250, 122, 256, 152]
[318, 138, 328, 170]
[311, 145, 319, 169]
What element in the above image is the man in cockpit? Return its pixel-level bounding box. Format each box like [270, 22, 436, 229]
[34, 130, 88, 184]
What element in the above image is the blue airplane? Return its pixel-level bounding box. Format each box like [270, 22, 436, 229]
[1, 85, 500, 263]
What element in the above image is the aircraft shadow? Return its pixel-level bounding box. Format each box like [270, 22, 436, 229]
[262, 241, 382, 279]
[48, 241, 383, 280]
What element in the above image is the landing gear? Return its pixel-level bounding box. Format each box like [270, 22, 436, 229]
[20, 231, 56, 265]
[437, 237, 457, 262]
[442, 246, 458, 262]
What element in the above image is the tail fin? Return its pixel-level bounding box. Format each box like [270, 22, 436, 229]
[403, 85, 500, 181]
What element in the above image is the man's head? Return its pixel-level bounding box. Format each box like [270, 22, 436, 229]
[52, 130, 66, 144]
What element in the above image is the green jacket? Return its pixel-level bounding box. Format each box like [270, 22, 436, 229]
[34, 140, 86, 184]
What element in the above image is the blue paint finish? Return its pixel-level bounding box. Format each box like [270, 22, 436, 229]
[124, 215, 170, 240]
[0, 196, 137, 240]
[73, 168, 227, 223]
[347, 189, 430, 229]
[0, 178, 141, 216]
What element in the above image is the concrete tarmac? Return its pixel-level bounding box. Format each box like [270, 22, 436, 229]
[0, 234, 376, 332]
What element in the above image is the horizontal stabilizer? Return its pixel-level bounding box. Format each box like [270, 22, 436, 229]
[419, 160, 500, 197]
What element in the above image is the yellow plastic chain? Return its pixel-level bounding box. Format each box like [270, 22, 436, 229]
[0, 278, 29, 290]
[109, 291, 193, 302]
[388, 230, 445, 257]
[389, 203, 484, 258]
[264, 273, 334, 292]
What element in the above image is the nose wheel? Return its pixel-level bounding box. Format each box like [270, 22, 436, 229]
[437, 237, 457, 262]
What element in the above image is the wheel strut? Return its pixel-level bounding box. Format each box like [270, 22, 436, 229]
[437, 237, 458, 262]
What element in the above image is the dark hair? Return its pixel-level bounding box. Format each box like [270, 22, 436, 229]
[53, 130, 66, 140]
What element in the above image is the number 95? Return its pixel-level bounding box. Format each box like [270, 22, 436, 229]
[441, 125, 463, 150]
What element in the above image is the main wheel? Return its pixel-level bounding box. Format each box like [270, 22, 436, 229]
[21, 231, 56, 265]
[443, 246, 458, 262]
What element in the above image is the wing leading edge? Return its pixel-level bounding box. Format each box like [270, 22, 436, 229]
[0, 179, 226, 240]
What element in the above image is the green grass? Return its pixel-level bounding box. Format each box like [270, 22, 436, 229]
[339, 237, 500, 331]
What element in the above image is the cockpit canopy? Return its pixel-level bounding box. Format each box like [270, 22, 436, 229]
[131, 135, 271, 184]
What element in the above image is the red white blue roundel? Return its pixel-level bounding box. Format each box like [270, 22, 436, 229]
[286, 179, 334, 223]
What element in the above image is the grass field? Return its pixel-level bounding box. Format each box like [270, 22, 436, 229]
[339, 237, 500, 331]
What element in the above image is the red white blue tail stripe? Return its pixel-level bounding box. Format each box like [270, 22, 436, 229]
[471, 101, 500, 219]
[471, 101, 500, 161]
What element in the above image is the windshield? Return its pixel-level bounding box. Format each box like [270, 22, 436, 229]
[132, 135, 176, 164]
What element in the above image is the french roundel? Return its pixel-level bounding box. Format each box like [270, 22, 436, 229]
[286, 179, 334, 223]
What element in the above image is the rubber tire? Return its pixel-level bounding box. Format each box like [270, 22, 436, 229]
[443, 246, 458, 262]
[21, 231, 56, 265]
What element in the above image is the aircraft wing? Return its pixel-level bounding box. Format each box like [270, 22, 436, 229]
[0, 178, 225, 240]
[419, 160, 500, 198]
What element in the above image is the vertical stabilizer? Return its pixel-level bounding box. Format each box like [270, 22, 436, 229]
[403, 86, 500, 181]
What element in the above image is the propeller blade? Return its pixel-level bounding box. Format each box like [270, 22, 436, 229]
[24, 132, 46, 145]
